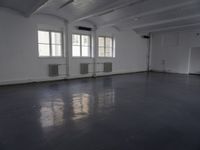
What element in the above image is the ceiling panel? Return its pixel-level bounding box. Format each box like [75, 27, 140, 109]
[37, 0, 133, 21]
[1, 0, 200, 33]
[89, 0, 193, 26]
[135, 16, 200, 33]
[131, 2, 200, 28]
[0, 0, 47, 16]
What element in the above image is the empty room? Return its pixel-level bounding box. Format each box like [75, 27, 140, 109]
[1, 0, 200, 150]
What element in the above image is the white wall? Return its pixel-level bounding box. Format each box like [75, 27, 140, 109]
[0, 9, 67, 85]
[112, 29, 148, 74]
[151, 29, 200, 74]
[189, 47, 200, 74]
[67, 21, 95, 78]
[68, 25, 149, 78]
[0, 9, 148, 85]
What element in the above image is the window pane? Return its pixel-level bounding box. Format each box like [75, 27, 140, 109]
[38, 31, 49, 44]
[52, 45, 62, 57]
[106, 37, 112, 48]
[82, 35, 90, 46]
[72, 34, 80, 45]
[105, 47, 112, 57]
[73, 46, 80, 57]
[82, 46, 90, 57]
[99, 47, 105, 57]
[38, 44, 50, 57]
[51, 32, 61, 44]
[98, 37, 104, 47]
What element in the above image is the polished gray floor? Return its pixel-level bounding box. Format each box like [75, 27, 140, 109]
[0, 72, 200, 150]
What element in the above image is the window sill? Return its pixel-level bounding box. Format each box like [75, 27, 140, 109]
[71, 57, 93, 59]
[38, 56, 65, 59]
[97, 57, 115, 59]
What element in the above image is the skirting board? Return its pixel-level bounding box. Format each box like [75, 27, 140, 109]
[0, 70, 147, 86]
[0, 76, 67, 86]
[67, 70, 147, 79]
[150, 69, 188, 75]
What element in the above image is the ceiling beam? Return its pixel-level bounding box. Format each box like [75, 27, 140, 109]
[74, 0, 147, 22]
[83, 20, 97, 28]
[132, 14, 200, 29]
[0, 6, 25, 16]
[100, 0, 198, 28]
[36, 13, 69, 22]
[59, 0, 74, 9]
[25, 0, 50, 17]
[135, 22, 200, 34]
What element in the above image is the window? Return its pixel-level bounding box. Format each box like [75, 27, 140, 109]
[38, 30, 63, 57]
[98, 37, 114, 57]
[72, 34, 91, 57]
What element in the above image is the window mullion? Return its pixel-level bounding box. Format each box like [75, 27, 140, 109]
[61, 32, 64, 57]
[112, 37, 113, 57]
[90, 35, 91, 57]
[104, 37, 106, 57]
[80, 35, 82, 57]
[49, 31, 52, 57]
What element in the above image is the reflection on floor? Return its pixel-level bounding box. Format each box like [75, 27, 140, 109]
[1, 72, 200, 150]
[72, 93, 90, 120]
[97, 89, 115, 113]
[39, 89, 116, 127]
[40, 98, 64, 128]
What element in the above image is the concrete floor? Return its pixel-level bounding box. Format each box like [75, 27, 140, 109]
[0, 72, 200, 150]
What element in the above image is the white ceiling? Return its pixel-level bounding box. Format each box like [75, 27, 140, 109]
[0, 0, 48, 16]
[1, 0, 200, 33]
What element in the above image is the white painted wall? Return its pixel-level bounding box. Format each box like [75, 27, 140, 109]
[151, 29, 200, 74]
[0, 9, 67, 85]
[0, 9, 148, 85]
[68, 25, 149, 78]
[189, 47, 200, 74]
[67, 21, 95, 78]
[113, 29, 148, 74]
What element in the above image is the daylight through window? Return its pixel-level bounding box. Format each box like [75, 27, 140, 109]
[72, 34, 91, 57]
[38, 30, 63, 57]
